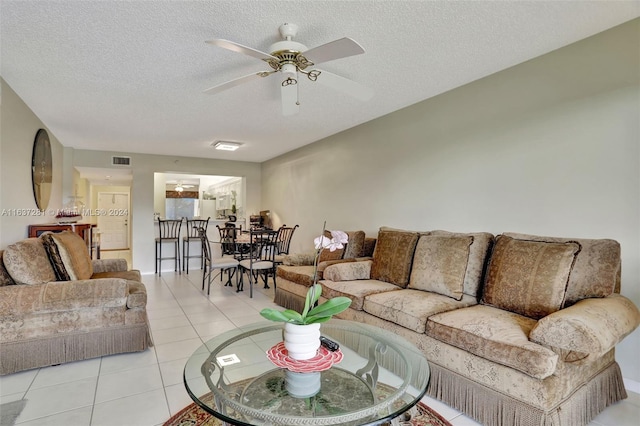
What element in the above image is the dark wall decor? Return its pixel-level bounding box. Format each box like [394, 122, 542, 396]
[31, 129, 53, 210]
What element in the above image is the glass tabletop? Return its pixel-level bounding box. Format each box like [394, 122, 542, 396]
[184, 319, 430, 426]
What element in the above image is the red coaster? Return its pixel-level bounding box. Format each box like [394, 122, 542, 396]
[266, 341, 343, 373]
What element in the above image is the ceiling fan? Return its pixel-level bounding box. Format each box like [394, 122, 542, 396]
[174, 182, 195, 192]
[204, 23, 373, 116]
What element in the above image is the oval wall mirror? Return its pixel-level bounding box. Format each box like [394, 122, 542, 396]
[31, 128, 53, 210]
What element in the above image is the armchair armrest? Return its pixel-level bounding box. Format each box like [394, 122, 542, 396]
[529, 294, 640, 356]
[323, 260, 373, 282]
[92, 258, 128, 273]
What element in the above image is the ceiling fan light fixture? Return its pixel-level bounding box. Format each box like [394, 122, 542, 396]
[213, 141, 242, 151]
[175, 184, 184, 192]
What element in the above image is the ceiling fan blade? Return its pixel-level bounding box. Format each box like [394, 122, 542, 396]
[205, 39, 278, 62]
[204, 72, 268, 95]
[281, 82, 299, 116]
[314, 70, 373, 101]
[302, 37, 365, 65]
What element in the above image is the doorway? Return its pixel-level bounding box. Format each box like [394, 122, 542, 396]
[98, 192, 130, 250]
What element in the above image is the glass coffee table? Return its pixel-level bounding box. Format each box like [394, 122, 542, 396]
[184, 319, 430, 425]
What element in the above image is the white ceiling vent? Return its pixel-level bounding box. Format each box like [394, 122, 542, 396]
[111, 156, 131, 166]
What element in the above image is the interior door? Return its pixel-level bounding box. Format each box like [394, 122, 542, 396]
[97, 192, 130, 250]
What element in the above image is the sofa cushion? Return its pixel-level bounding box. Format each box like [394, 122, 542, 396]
[0, 250, 16, 286]
[320, 279, 400, 311]
[429, 230, 494, 298]
[426, 304, 558, 379]
[363, 289, 477, 333]
[343, 231, 366, 259]
[49, 231, 93, 280]
[362, 237, 377, 257]
[503, 232, 620, 307]
[41, 233, 71, 281]
[481, 235, 580, 320]
[408, 235, 473, 300]
[370, 228, 419, 288]
[3, 238, 57, 285]
[323, 260, 372, 282]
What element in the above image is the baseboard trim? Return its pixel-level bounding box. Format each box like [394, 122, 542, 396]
[624, 377, 640, 394]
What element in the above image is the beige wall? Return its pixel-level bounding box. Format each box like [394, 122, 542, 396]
[262, 20, 640, 384]
[0, 79, 64, 244]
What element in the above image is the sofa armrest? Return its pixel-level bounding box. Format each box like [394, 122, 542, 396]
[0, 279, 133, 316]
[92, 258, 128, 273]
[529, 294, 640, 356]
[323, 260, 373, 282]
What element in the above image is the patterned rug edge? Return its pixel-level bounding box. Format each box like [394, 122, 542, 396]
[164, 397, 453, 426]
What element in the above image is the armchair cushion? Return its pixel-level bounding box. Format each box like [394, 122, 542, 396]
[3, 238, 57, 285]
[482, 235, 580, 320]
[41, 233, 71, 281]
[0, 250, 16, 286]
[408, 235, 473, 300]
[529, 294, 640, 356]
[370, 228, 419, 288]
[48, 231, 93, 280]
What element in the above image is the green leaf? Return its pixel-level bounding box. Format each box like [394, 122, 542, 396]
[302, 284, 322, 318]
[307, 297, 352, 319]
[260, 308, 305, 324]
[303, 315, 333, 325]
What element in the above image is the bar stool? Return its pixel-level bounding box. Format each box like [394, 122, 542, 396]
[182, 217, 210, 274]
[155, 218, 183, 276]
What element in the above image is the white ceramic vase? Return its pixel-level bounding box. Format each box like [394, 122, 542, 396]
[285, 371, 321, 398]
[283, 322, 321, 360]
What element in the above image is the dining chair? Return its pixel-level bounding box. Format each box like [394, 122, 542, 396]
[182, 217, 210, 274]
[237, 229, 279, 298]
[155, 218, 183, 276]
[198, 227, 239, 295]
[274, 224, 299, 266]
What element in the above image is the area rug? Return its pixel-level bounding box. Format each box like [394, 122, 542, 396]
[164, 391, 451, 426]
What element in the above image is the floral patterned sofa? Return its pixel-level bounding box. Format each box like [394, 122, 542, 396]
[275, 226, 640, 426]
[0, 230, 152, 375]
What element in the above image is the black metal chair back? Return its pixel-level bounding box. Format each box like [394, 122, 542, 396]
[197, 226, 239, 294]
[237, 229, 279, 297]
[217, 225, 239, 256]
[276, 224, 299, 255]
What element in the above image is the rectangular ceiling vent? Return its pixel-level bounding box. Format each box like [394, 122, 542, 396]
[112, 156, 131, 166]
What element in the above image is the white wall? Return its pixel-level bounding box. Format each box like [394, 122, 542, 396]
[0, 79, 64, 244]
[262, 21, 640, 383]
[72, 149, 261, 274]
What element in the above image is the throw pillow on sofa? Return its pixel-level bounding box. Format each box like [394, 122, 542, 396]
[41, 233, 71, 281]
[47, 231, 93, 280]
[370, 227, 419, 288]
[3, 238, 57, 285]
[408, 235, 473, 301]
[482, 235, 581, 320]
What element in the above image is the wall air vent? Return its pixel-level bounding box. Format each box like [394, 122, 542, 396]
[112, 156, 131, 166]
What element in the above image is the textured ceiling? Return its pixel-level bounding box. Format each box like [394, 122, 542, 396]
[2, 1, 638, 163]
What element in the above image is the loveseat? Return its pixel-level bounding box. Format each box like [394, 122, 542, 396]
[275, 227, 640, 426]
[0, 230, 153, 375]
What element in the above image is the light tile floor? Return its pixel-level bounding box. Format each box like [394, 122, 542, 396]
[1, 262, 639, 425]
